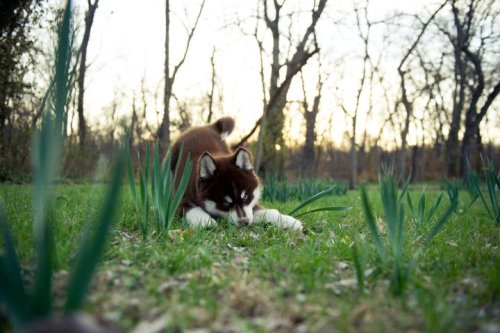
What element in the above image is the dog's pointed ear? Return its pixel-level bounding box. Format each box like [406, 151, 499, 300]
[234, 147, 253, 172]
[199, 152, 217, 179]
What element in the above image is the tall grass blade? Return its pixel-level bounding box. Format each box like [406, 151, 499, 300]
[293, 206, 352, 218]
[288, 185, 338, 216]
[484, 160, 499, 224]
[170, 149, 192, 229]
[360, 186, 386, 262]
[31, 0, 72, 317]
[0, 205, 32, 326]
[139, 144, 150, 235]
[64, 149, 125, 313]
[427, 192, 443, 221]
[422, 197, 458, 248]
[406, 192, 415, 220]
[468, 167, 492, 217]
[417, 188, 426, 224]
[126, 141, 139, 213]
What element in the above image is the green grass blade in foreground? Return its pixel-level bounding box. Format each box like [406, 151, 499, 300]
[294, 206, 352, 218]
[162, 150, 175, 229]
[360, 186, 386, 262]
[427, 192, 443, 222]
[31, 0, 72, 317]
[422, 196, 457, 248]
[288, 185, 338, 216]
[64, 150, 125, 313]
[484, 160, 499, 224]
[126, 142, 139, 212]
[417, 188, 426, 224]
[468, 167, 492, 217]
[170, 151, 192, 228]
[139, 144, 150, 235]
[406, 191, 415, 221]
[0, 205, 32, 326]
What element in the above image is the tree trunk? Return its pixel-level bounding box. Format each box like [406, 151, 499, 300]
[77, 0, 99, 146]
[301, 94, 320, 178]
[348, 117, 357, 190]
[258, 0, 326, 177]
[158, 0, 171, 148]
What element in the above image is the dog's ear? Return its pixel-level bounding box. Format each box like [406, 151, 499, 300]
[234, 147, 253, 172]
[199, 152, 217, 179]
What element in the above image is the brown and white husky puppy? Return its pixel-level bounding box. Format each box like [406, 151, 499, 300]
[170, 117, 302, 230]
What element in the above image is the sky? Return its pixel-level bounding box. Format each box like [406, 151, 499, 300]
[60, 0, 499, 148]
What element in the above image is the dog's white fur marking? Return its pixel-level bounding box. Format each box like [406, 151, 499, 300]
[186, 206, 217, 228]
[200, 154, 216, 179]
[220, 131, 229, 141]
[235, 150, 253, 171]
[254, 208, 303, 230]
[241, 191, 246, 199]
[202, 187, 262, 226]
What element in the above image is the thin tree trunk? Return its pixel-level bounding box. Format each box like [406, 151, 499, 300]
[157, 0, 205, 148]
[77, 0, 99, 147]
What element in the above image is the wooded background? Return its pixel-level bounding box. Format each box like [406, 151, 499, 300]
[0, 0, 499, 186]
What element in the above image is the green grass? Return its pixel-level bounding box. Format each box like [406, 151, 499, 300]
[1, 184, 498, 332]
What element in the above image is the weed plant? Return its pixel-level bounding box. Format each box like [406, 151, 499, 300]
[406, 187, 444, 225]
[360, 168, 458, 296]
[0, 1, 124, 329]
[467, 159, 500, 224]
[127, 142, 150, 237]
[263, 175, 347, 202]
[128, 143, 192, 236]
[288, 185, 352, 218]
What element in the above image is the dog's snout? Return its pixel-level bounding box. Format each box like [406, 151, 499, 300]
[239, 218, 250, 226]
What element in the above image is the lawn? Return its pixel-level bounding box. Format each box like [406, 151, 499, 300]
[1, 183, 498, 332]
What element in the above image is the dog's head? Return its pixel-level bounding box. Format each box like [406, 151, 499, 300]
[198, 147, 260, 226]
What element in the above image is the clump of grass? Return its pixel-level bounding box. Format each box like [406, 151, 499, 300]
[127, 142, 192, 236]
[406, 187, 444, 225]
[151, 144, 192, 233]
[288, 185, 352, 218]
[360, 167, 458, 296]
[467, 159, 499, 224]
[0, 1, 125, 330]
[263, 175, 347, 202]
[127, 142, 150, 237]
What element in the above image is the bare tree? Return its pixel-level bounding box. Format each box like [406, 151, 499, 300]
[396, 1, 446, 178]
[299, 64, 323, 178]
[206, 47, 216, 123]
[430, 0, 500, 178]
[453, 0, 500, 178]
[256, 0, 328, 176]
[336, 2, 373, 190]
[157, 0, 206, 148]
[76, 0, 99, 146]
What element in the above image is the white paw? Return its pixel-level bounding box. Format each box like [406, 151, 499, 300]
[185, 207, 217, 228]
[254, 209, 303, 231]
[280, 215, 303, 231]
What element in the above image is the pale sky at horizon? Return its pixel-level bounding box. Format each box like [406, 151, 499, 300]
[48, 0, 499, 148]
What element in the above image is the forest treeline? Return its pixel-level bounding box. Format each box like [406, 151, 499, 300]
[0, 0, 498, 185]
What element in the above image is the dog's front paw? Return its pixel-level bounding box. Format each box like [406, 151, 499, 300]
[186, 207, 218, 228]
[280, 215, 303, 231]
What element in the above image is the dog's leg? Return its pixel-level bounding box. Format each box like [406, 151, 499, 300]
[253, 208, 303, 230]
[185, 206, 217, 228]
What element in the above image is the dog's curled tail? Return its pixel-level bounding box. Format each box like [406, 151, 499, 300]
[211, 117, 235, 138]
